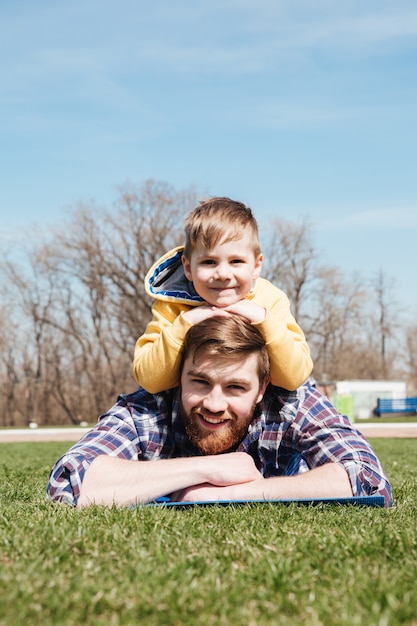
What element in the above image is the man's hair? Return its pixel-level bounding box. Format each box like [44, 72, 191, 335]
[182, 315, 270, 387]
[183, 197, 261, 258]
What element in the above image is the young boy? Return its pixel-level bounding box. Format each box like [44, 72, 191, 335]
[133, 197, 313, 393]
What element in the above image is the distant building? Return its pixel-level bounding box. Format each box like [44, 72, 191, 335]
[328, 380, 407, 421]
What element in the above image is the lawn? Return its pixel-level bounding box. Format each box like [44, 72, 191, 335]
[0, 439, 416, 626]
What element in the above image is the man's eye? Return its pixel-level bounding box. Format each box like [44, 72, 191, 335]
[191, 378, 209, 386]
[228, 385, 246, 392]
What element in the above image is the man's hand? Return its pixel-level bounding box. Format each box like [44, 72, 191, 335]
[170, 482, 235, 503]
[172, 463, 354, 503]
[203, 451, 263, 487]
[170, 452, 264, 502]
[170, 453, 263, 502]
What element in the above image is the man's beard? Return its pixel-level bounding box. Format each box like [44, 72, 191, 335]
[180, 401, 257, 455]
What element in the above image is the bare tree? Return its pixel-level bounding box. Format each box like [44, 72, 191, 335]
[370, 269, 403, 379]
[0, 303, 21, 426]
[261, 217, 367, 379]
[260, 217, 408, 383]
[2, 248, 59, 425]
[261, 217, 318, 321]
[404, 323, 417, 394]
[0, 182, 414, 424]
[304, 267, 368, 380]
[97, 178, 197, 346]
[1, 180, 198, 424]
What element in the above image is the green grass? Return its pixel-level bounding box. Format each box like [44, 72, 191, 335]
[0, 440, 416, 626]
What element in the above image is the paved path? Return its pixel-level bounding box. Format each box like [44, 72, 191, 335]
[0, 427, 91, 443]
[1, 423, 417, 442]
[355, 422, 417, 438]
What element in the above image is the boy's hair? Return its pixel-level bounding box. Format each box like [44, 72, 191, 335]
[181, 315, 270, 388]
[183, 197, 261, 258]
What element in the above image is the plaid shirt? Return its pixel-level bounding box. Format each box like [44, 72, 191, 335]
[46, 378, 392, 506]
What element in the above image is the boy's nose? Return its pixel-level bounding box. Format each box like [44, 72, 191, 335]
[214, 264, 232, 281]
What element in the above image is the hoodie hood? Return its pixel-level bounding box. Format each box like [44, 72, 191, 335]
[145, 246, 204, 305]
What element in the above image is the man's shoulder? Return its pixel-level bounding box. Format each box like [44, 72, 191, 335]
[113, 387, 178, 414]
[264, 377, 316, 399]
[261, 378, 319, 415]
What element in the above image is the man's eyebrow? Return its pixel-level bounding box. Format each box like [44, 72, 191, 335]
[186, 368, 208, 378]
[225, 378, 252, 387]
[186, 368, 251, 386]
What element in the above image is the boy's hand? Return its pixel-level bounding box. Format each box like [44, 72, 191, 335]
[224, 299, 266, 324]
[183, 305, 232, 325]
[183, 299, 266, 325]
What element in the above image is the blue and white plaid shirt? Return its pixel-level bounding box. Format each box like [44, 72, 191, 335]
[46, 378, 392, 506]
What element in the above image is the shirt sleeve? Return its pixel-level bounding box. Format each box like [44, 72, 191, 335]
[46, 404, 142, 507]
[270, 381, 393, 506]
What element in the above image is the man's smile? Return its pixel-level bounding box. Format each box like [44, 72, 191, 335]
[196, 410, 231, 429]
[202, 416, 224, 424]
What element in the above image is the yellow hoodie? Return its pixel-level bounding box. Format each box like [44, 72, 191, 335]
[133, 246, 313, 393]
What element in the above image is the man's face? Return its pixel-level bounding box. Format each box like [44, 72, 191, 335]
[180, 351, 267, 455]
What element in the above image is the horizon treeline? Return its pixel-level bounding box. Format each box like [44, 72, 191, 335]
[1, 179, 416, 427]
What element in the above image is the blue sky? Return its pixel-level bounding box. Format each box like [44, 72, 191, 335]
[1, 0, 416, 315]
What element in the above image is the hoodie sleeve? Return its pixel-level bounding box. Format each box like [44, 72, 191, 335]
[132, 300, 194, 393]
[251, 279, 313, 390]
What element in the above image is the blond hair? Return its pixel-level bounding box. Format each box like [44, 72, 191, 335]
[183, 197, 261, 258]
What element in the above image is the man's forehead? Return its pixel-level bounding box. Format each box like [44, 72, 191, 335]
[183, 352, 258, 381]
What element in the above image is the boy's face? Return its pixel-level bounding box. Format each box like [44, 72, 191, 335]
[182, 227, 263, 307]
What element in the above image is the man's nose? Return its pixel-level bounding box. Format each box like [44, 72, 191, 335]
[202, 388, 228, 413]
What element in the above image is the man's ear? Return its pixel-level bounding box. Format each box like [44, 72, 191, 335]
[256, 375, 270, 404]
[182, 254, 193, 281]
[253, 253, 263, 279]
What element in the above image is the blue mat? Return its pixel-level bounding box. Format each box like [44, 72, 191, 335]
[150, 495, 386, 508]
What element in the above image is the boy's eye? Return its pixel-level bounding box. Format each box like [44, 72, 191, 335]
[200, 259, 216, 265]
[231, 259, 245, 264]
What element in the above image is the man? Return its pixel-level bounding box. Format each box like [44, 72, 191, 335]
[47, 316, 392, 508]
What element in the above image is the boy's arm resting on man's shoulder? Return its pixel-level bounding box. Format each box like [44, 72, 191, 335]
[132, 300, 193, 393]
[255, 310, 313, 390]
[250, 280, 313, 389]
